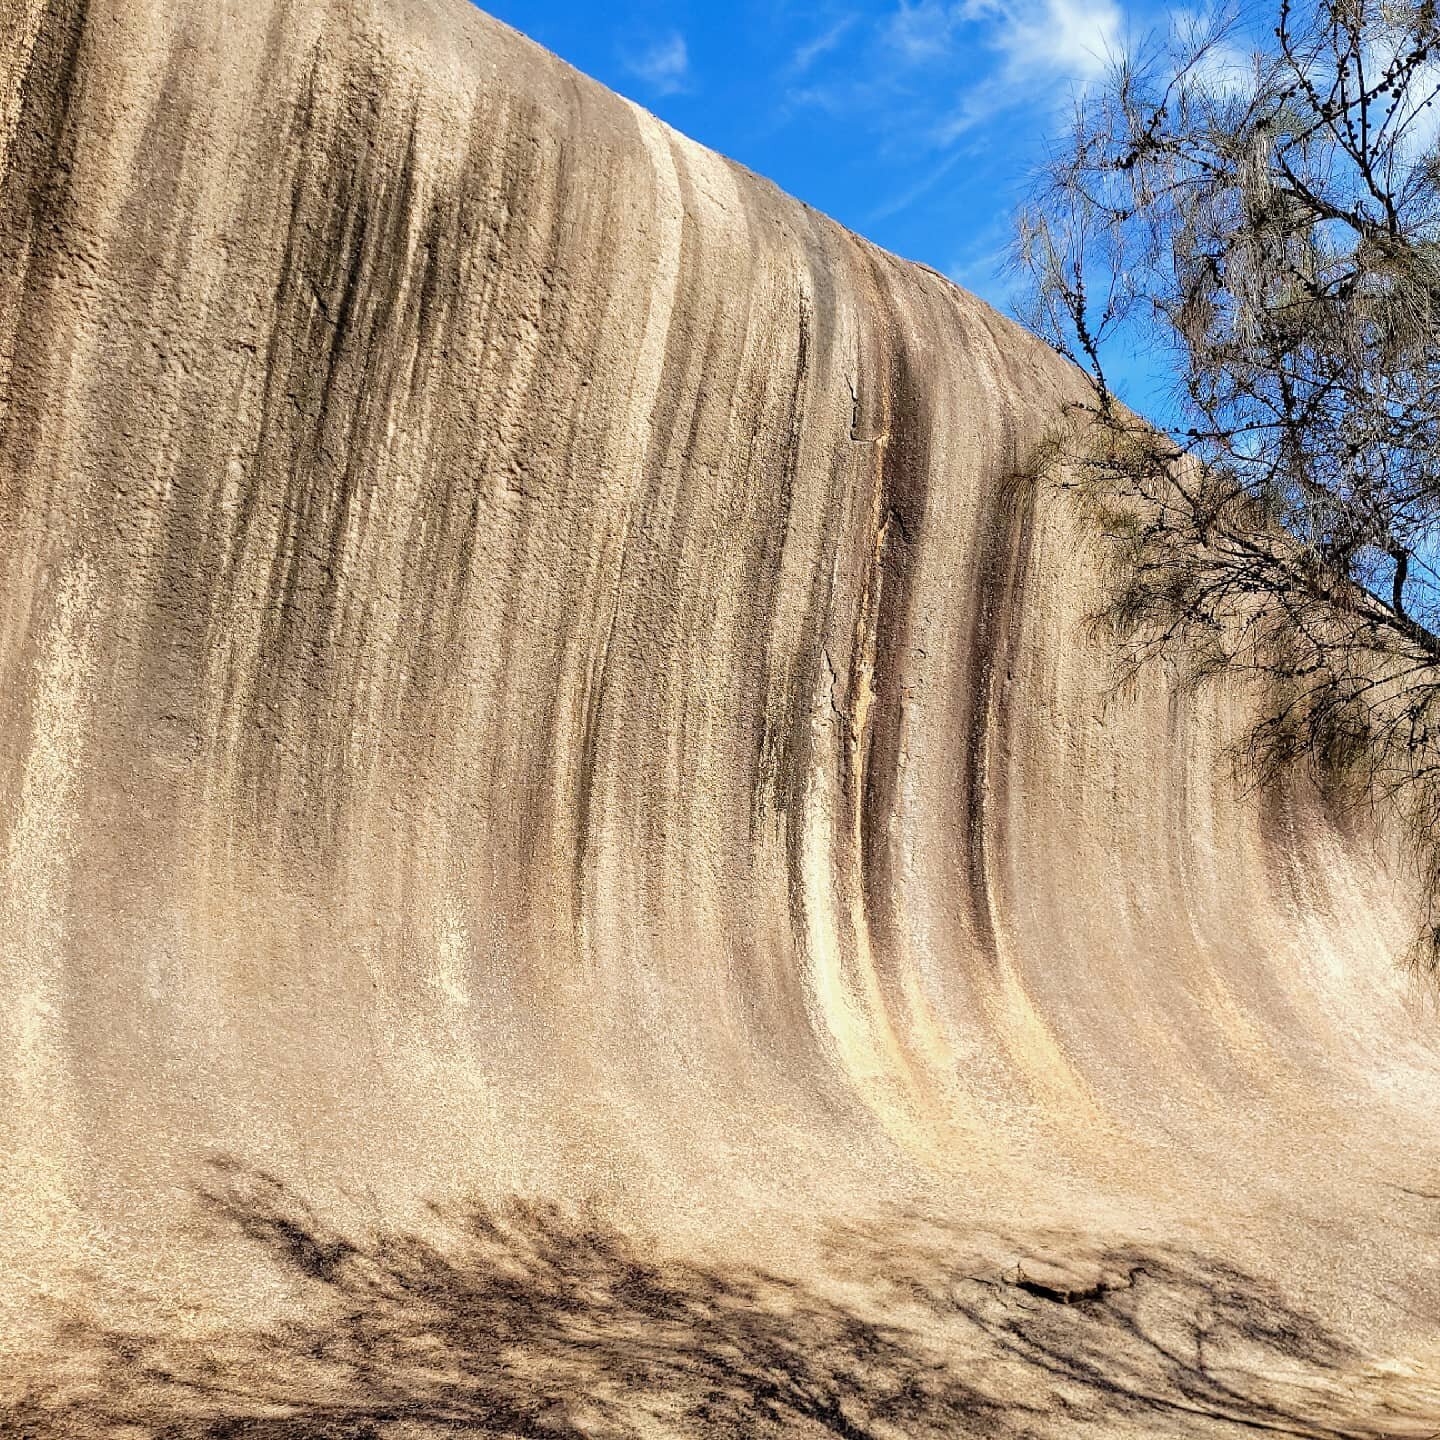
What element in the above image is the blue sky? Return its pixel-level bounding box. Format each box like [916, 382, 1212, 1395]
[480, 0, 1136, 322]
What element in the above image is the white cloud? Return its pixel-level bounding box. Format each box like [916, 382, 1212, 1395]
[1168, 9, 1253, 98]
[967, 0, 1122, 83]
[1186, 40, 1253, 97]
[791, 14, 861, 73]
[1362, 23, 1440, 157]
[885, 0, 961, 63]
[1392, 74, 1440, 156]
[792, 0, 1132, 224]
[624, 32, 691, 96]
[916, 0, 1123, 147]
[880, 0, 1120, 78]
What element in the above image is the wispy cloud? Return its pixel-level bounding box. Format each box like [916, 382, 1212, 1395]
[791, 14, 861, 73]
[862, 0, 1124, 146]
[881, 0, 1123, 83]
[1168, 8, 1253, 97]
[867, 145, 970, 222]
[1359, 18, 1440, 156]
[788, 0, 1133, 227]
[919, 0, 1124, 148]
[623, 31, 691, 96]
[884, 0, 960, 63]
[972, 0, 1123, 83]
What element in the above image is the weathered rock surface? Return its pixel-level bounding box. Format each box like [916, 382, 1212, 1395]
[2, 0, 1439, 1433]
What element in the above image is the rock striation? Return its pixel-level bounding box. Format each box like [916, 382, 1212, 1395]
[2, 0, 1439, 1432]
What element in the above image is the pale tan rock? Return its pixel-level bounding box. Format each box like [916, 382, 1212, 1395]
[1, 0, 1438, 1433]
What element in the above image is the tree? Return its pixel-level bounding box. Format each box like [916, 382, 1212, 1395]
[1013, 0, 1440, 969]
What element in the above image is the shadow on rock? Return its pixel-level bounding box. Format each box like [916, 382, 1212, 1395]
[3, 1159, 1429, 1438]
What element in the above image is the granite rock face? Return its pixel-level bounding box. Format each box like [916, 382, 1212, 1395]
[2, 0, 1439, 1433]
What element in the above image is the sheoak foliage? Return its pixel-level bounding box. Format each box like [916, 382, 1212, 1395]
[1015, 0, 1440, 967]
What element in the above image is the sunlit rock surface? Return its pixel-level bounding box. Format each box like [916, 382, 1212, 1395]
[2, 0, 1439, 1433]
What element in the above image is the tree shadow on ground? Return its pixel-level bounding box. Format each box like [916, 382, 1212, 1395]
[4, 1158, 1433, 1438]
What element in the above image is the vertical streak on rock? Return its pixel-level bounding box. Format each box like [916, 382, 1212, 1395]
[0, 556, 91, 1267]
[0, 0, 86, 546]
[965, 466, 1086, 1106]
[792, 250, 944, 1157]
[0, 0, 95, 1274]
[570, 101, 684, 962]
